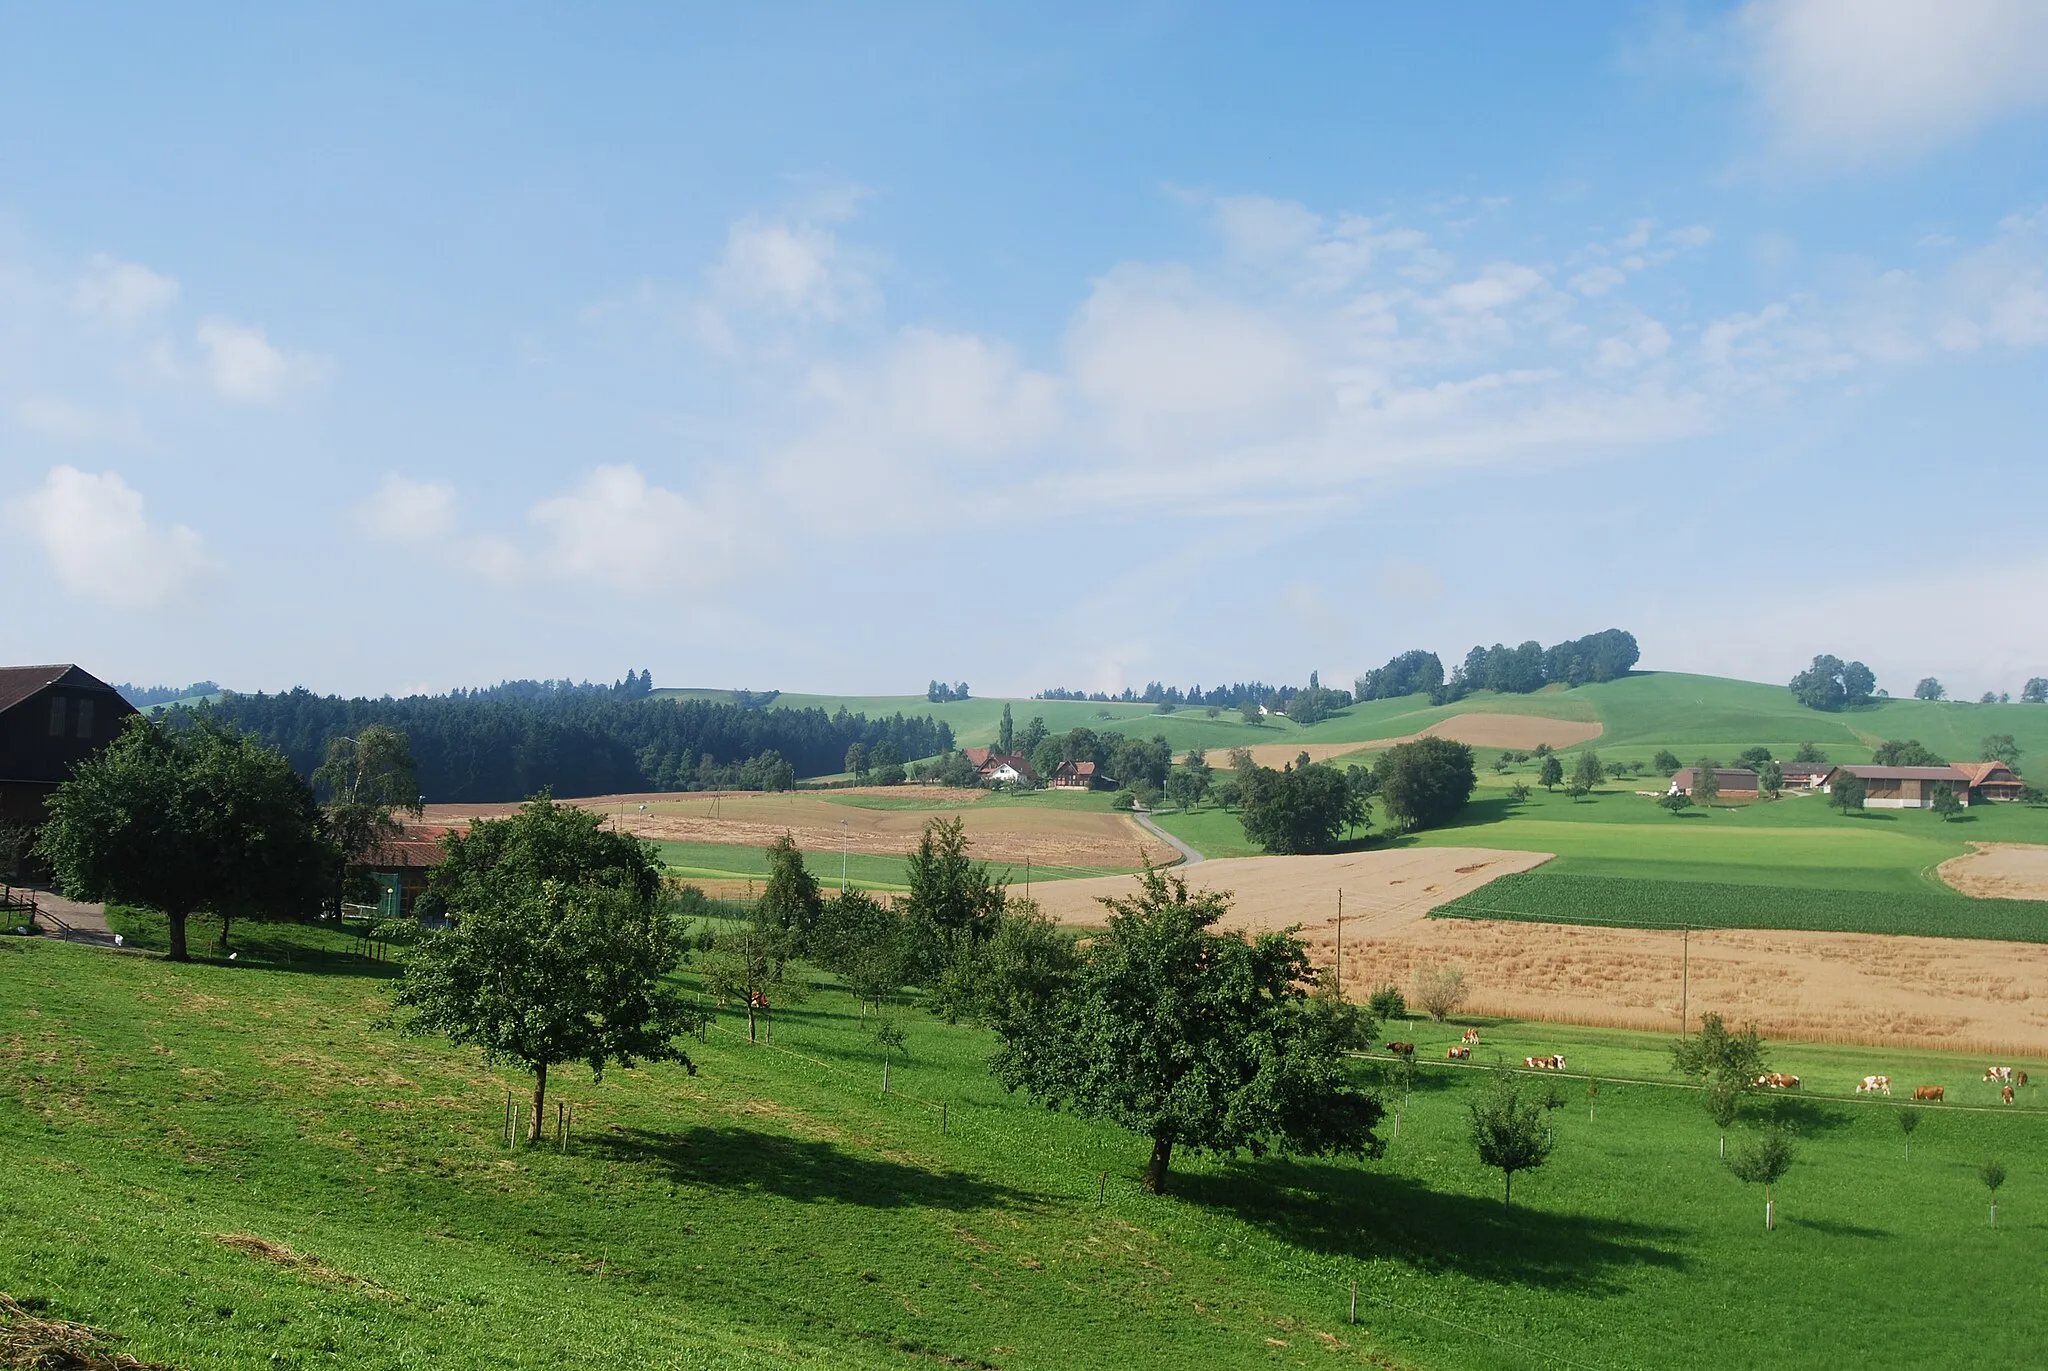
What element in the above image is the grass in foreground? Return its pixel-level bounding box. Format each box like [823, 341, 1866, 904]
[6, 930, 2048, 1371]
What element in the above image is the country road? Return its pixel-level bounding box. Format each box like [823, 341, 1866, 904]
[1132, 807, 1202, 865]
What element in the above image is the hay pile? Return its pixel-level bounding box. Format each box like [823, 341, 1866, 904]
[0, 1293, 172, 1370]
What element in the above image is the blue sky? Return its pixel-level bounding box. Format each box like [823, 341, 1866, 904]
[5, 2, 2048, 700]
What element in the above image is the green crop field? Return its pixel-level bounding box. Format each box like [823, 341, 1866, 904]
[651, 839, 1132, 893]
[5, 931, 2046, 1371]
[1433, 871, 2048, 942]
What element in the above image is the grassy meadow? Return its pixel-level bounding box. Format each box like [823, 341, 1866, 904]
[6, 928, 2047, 1371]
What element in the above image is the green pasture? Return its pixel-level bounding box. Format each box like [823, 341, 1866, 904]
[649, 839, 1128, 894]
[751, 673, 2048, 780]
[6, 931, 2047, 1371]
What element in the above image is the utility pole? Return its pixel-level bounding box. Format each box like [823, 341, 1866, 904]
[841, 818, 848, 892]
[1336, 888, 1343, 991]
[1680, 923, 1690, 1033]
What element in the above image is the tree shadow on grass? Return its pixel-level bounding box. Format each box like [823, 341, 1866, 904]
[591, 1124, 1041, 1213]
[1179, 1156, 1689, 1296]
[1759, 1098, 1856, 1135]
[1785, 1216, 1891, 1239]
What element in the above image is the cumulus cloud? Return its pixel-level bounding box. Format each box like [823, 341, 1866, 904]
[529, 465, 720, 592]
[354, 474, 458, 543]
[71, 255, 180, 328]
[1739, 0, 2048, 165]
[8, 466, 220, 608]
[693, 216, 877, 355]
[194, 317, 322, 402]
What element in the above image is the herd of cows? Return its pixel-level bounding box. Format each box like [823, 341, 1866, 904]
[1381, 1037, 2034, 1105]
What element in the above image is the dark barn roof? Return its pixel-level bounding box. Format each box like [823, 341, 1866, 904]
[0, 665, 121, 716]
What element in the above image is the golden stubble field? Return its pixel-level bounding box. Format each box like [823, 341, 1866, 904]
[1039, 847, 2048, 1056]
[419, 788, 1174, 871]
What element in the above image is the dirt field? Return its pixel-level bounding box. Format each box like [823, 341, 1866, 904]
[1036, 846, 2048, 1055]
[1229, 712, 1605, 769]
[1028, 847, 1553, 930]
[1938, 842, 2048, 901]
[419, 790, 1173, 872]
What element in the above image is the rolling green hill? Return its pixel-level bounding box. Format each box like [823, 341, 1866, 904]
[6, 932, 2044, 1371]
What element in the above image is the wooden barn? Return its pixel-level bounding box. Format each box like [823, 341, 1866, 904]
[0, 665, 139, 833]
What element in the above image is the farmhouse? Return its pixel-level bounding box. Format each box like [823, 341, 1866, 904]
[976, 753, 1038, 787]
[1667, 767, 1760, 798]
[359, 826, 450, 921]
[1951, 761, 2025, 803]
[1051, 759, 1116, 791]
[1779, 762, 1830, 789]
[1820, 765, 1970, 809]
[0, 665, 139, 831]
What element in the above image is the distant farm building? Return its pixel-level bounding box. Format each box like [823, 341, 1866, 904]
[0, 664, 139, 831]
[1820, 765, 1970, 809]
[359, 826, 451, 920]
[976, 753, 1038, 787]
[1779, 762, 1831, 789]
[1051, 760, 1115, 791]
[1667, 767, 1760, 798]
[1951, 762, 2024, 803]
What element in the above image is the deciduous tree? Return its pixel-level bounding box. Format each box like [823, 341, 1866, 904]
[1914, 677, 1946, 701]
[39, 715, 335, 960]
[1982, 734, 2021, 768]
[394, 878, 696, 1140]
[1728, 1128, 1795, 1230]
[1830, 773, 1867, 814]
[1538, 755, 1564, 791]
[1570, 750, 1604, 797]
[1412, 964, 1468, 1021]
[1469, 1069, 1553, 1212]
[1238, 761, 1364, 854]
[1377, 737, 1478, 831]
[989, 867, 1383, 1193]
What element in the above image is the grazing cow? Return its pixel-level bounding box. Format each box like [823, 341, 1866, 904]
[2003, 1085, 2016, 1105]
[1985, 1066, 2014, 1084]
[1446, 1045, 1472, 1060]
[1856, 1075, 1892, 1096]
[1461, 1029, 1481, 1043]
[1912, 1086, 1944, 1102]
[1754, 1073, 1801, 1090]
[1385, 1042, 1415, 1058]
[2019, 1071, 2030, 1087]
[1523, 1055, 1567, 1071]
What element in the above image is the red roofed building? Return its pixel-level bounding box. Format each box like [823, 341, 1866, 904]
[361, 825, 452, 920]
[1051, 759, 1115, 790]
[1951, 761, 2025, 803]
[1820, 765, 1971, 809]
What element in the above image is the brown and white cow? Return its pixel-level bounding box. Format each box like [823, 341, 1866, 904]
[1523, 1054, 1567, 1071]
[1446, 1045, 1472, 1060]
[1385, 1042, 1415, 1058]
[1461, 1029, 1482, 1043]
[1912, 1085, 1944, 1102]
[1753, 1073, 1801, 1090]
[1856, 1075, 1892, 1096]
[1985, 1066, 2015, 1084]
[2003, 1084, 2016, 1105]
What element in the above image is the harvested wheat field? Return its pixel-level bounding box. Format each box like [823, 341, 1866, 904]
[1036, 846, 2048, 1055]
[1229, 712, 1605, 768]
[420, 789, 1173, 871]
[1029, 847, 1554, 929]
[1938, 842, 2048, 901]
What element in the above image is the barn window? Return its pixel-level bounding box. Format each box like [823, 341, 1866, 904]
[48, 695, 66, 736]
[77, 698, 95, 739]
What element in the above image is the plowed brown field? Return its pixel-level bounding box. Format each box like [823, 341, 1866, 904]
[419, 790, 1172, 871]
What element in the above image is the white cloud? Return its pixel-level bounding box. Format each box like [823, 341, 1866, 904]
[194, 317, 321, 402]
[9, 395, 142, 444]
[1067, 265, 1317, 450]
[8, 466, 220, 608]
[71, 255, 180, 328]
[693, 216, 877, 356]
[1438, 262, 1545, 313]
[1570, 265, 1628, 297]
[1739, 0, 2048, 164]
[354, 475, 458, 543]
[529, 465, 719, 592]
